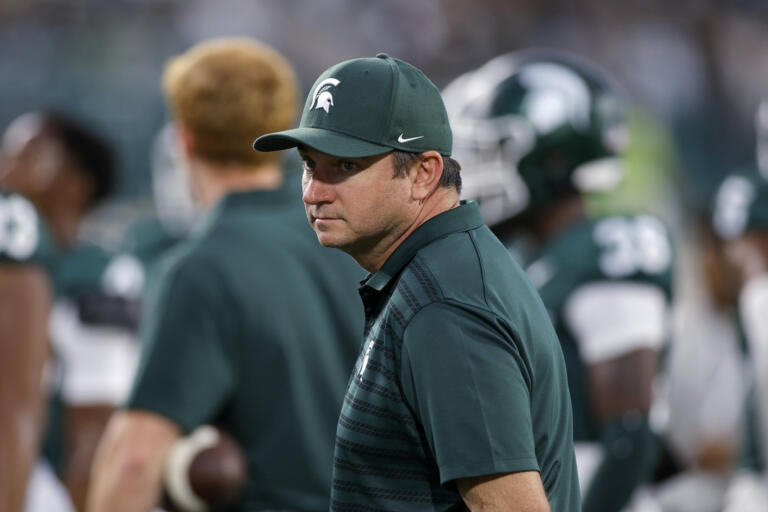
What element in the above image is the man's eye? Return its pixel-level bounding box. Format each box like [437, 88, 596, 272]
[340, 161, 357, 172]
[302, 159, 315, 171]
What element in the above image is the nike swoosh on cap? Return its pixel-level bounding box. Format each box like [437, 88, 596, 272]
[397, 134, 424, 143]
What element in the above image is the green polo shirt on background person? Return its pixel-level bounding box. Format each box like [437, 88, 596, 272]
[127, 182, 365, 511]
[331, 201, 579, 511]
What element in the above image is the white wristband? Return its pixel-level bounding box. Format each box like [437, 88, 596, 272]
[163, 426, 220, 512]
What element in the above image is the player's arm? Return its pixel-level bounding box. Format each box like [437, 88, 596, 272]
[456, 472, 550, 512]
[565, 281, 665, 511]
[86, 410, 180, 512]
[0, 264, 51, 512]
[63, 404, 115, 511]
[584, 348, 658, 512]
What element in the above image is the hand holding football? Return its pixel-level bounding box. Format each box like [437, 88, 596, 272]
[163, 425, 247, 512]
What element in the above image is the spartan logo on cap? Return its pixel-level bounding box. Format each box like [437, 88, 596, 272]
[310, 78, 341, 114]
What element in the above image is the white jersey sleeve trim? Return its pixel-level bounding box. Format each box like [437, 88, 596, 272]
[50, 300, 139, 405]
[564, 281, 667, 364]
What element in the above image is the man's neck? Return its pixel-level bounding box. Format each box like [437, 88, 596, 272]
[356, 188, 460, 274]
[28, 197, 81, 249]
[189, 158, 283, 208]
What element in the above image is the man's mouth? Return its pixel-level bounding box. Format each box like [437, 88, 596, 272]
[311, 210, 341, 221]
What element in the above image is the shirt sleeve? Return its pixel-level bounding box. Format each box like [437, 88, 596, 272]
[563, 281, 668, 364]
[126, 253, 236, 433]
[399, 301, 540, 485]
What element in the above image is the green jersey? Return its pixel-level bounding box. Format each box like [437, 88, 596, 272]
[518, 215, 674, 441]
[53, 243, 112, 298]
[332, 202, 580, 511]
[506, 214, 673, 511]
[95, 214, 185, 329]
[127, 185, 364, 511]
[43, 215, 181, 470]
[44, 233, 139, 467]
[116, 213, 184, 275]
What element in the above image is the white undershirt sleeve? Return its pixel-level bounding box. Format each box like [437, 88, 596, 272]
[50, 300, 139, 405]
[563, 281, 668, 364]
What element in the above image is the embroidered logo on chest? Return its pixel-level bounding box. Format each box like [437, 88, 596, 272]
[358, 338, 376, 381]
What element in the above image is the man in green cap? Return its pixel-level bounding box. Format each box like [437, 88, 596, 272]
[254, 53, 580, 511]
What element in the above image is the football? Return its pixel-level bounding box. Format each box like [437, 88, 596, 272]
[163, 425, 247, 512]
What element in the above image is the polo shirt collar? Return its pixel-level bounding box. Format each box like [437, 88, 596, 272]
[364, 200, 484, 291]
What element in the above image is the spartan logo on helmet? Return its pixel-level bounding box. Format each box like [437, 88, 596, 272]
[310, 78, 341, 114]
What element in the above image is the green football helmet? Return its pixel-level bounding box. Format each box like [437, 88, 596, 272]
[443, 50, 629, 226]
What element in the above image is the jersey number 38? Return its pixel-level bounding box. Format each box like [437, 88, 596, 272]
[594, 215, 671, 278]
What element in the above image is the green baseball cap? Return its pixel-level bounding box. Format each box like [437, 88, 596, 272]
[253, 53, 452, 158]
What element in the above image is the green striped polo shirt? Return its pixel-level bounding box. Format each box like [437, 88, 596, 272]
[331, 201, 580, 511]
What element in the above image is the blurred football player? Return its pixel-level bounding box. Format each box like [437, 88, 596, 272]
[443, 50, 674, 512]
[713, 167, 768, 512]
[87, 38, 364, 512]
[0, 110, 124, 511]
[98, 123, 194, 328]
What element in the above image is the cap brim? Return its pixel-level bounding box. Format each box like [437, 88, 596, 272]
[253, 127, 392, 158]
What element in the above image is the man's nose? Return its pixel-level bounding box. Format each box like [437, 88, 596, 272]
[302, 174, 335, 205]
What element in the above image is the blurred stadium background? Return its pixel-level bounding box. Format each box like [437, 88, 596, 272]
[1, 0, 767, 206]
[3, 1, 768, 510]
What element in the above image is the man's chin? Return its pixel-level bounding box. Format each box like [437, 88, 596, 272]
[313, 231, 345, 249]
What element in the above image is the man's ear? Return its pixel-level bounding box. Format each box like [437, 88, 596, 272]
[410, 151, 443, 203]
